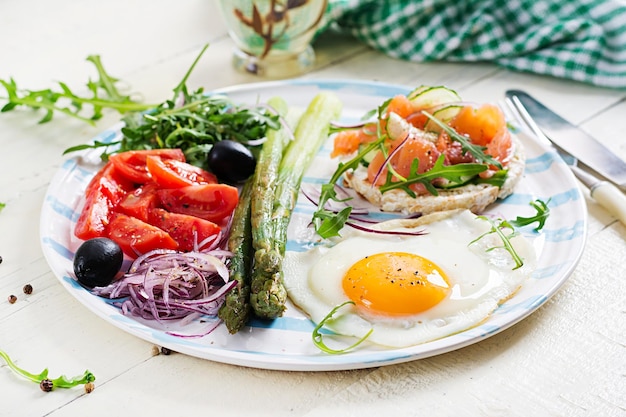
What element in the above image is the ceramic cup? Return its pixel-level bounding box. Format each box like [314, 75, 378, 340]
[217, 0, 328, 78]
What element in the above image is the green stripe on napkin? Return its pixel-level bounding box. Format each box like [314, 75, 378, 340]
[321, 0, 626, 88]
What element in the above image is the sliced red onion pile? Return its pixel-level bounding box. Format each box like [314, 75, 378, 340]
[93, 248, 235, 333]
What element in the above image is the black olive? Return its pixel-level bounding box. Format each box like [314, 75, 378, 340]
[207, 140, 256, 183]
[73, 238, 124, 288]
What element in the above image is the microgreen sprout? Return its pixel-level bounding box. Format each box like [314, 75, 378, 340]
[470, 216, 524, 270]
[312, 301, 373, 354]
[0, 348, 95, 392]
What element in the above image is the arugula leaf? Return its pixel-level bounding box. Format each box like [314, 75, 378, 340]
[0, 348, 95, 392]
[312, 301, 373, 354]
[379, 154, 488, 196]
[312, 135, 387, 238]
[0, 57, 156, 125]
[36, 44, 280, 170]
[473, 169, 508, 188]
[510, 198, 551, 231]
[116, 93, 280, 169]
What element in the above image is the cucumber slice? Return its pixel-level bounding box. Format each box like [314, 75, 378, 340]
[385, 112, 410, 141]
[423, 105, 463, 133]
[358, 143, 378, 166]
[406, 85, 431, 100]
[408, 86, 461, 110]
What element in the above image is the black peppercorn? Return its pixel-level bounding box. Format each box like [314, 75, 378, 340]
[23, 284, 33, 295]
[7, 295, 16, 304]
[40, 379, 54, 392]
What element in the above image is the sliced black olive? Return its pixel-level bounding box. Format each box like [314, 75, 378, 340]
[73, 238, 124, 288]
[207, 140, 256, 183]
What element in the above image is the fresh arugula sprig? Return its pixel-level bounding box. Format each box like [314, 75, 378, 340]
[117, 92, 279, 168]
[312, 301, 373, 354]
[510, 198, 551, 231]
[62, 44, 280, 168]
[378, 154, 489, 197]
[0, 348, 95, 392]
[313, 135, 387, 238]
[0, 55, 156, 125]
[313, 100, 392, 238]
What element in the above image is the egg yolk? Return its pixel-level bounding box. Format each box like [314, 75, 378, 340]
[342, 252, 450, 316]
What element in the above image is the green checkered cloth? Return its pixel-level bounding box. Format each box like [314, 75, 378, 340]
[320, 0, 626, 88]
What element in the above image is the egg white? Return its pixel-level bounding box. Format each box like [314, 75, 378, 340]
[282, 210, 537, 348]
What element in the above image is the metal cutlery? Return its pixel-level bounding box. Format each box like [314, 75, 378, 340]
[506, 89, 626, 191]
[502, 95, 626, 226]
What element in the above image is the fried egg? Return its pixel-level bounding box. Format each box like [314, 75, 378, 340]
[282, 210, 537, 348]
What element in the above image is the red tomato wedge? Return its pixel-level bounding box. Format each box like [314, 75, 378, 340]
[84, 161, 135, 202]
[148, 208, 221, 252]
[157, 184, 239, 224]
[75, 162, 134, 240]
[74, 190, 112, 240]
[109, 149, 186, 184]
[117, 182, 161, 222]
[107, 213, 178, 257]
[146, 156, 218, 188]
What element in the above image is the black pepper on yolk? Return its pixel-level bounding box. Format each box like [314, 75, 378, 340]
[341, 252, 451, 316]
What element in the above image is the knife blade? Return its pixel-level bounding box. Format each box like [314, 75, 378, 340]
[505, 89, 626, 190]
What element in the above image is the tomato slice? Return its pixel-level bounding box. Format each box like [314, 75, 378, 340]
[146, 156, 218, 188]
[107, 213, 178, 258]
[148, 208, 221, 252]
[117, 182, 161, 222]
[75, 162, 135, 240]
[157, 184, 239, 224]
[109, 149, 186, 184]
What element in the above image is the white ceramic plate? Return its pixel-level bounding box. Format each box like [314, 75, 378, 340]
[40, 79, 587, 371]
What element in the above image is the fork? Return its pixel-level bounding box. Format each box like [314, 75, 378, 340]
[501, 95, 626, 226]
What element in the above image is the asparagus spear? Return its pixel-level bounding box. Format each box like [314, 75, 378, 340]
[250, 92, 343, 319]
[249, 96, 292, 319]
[218, 178, 253, 334]
[218, 96, 291, 331]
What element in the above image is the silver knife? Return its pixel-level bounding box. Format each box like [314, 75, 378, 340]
[505, 89, 626, 190]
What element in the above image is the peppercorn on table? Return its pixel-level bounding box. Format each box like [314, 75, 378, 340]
[1, 1, 625, 416]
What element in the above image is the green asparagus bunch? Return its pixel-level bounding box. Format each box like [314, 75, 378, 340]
[219, 92, 343, 331]
[250, 92, 342, 319]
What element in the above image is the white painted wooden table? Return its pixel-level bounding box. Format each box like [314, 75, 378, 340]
[1, 1, 625, 416]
